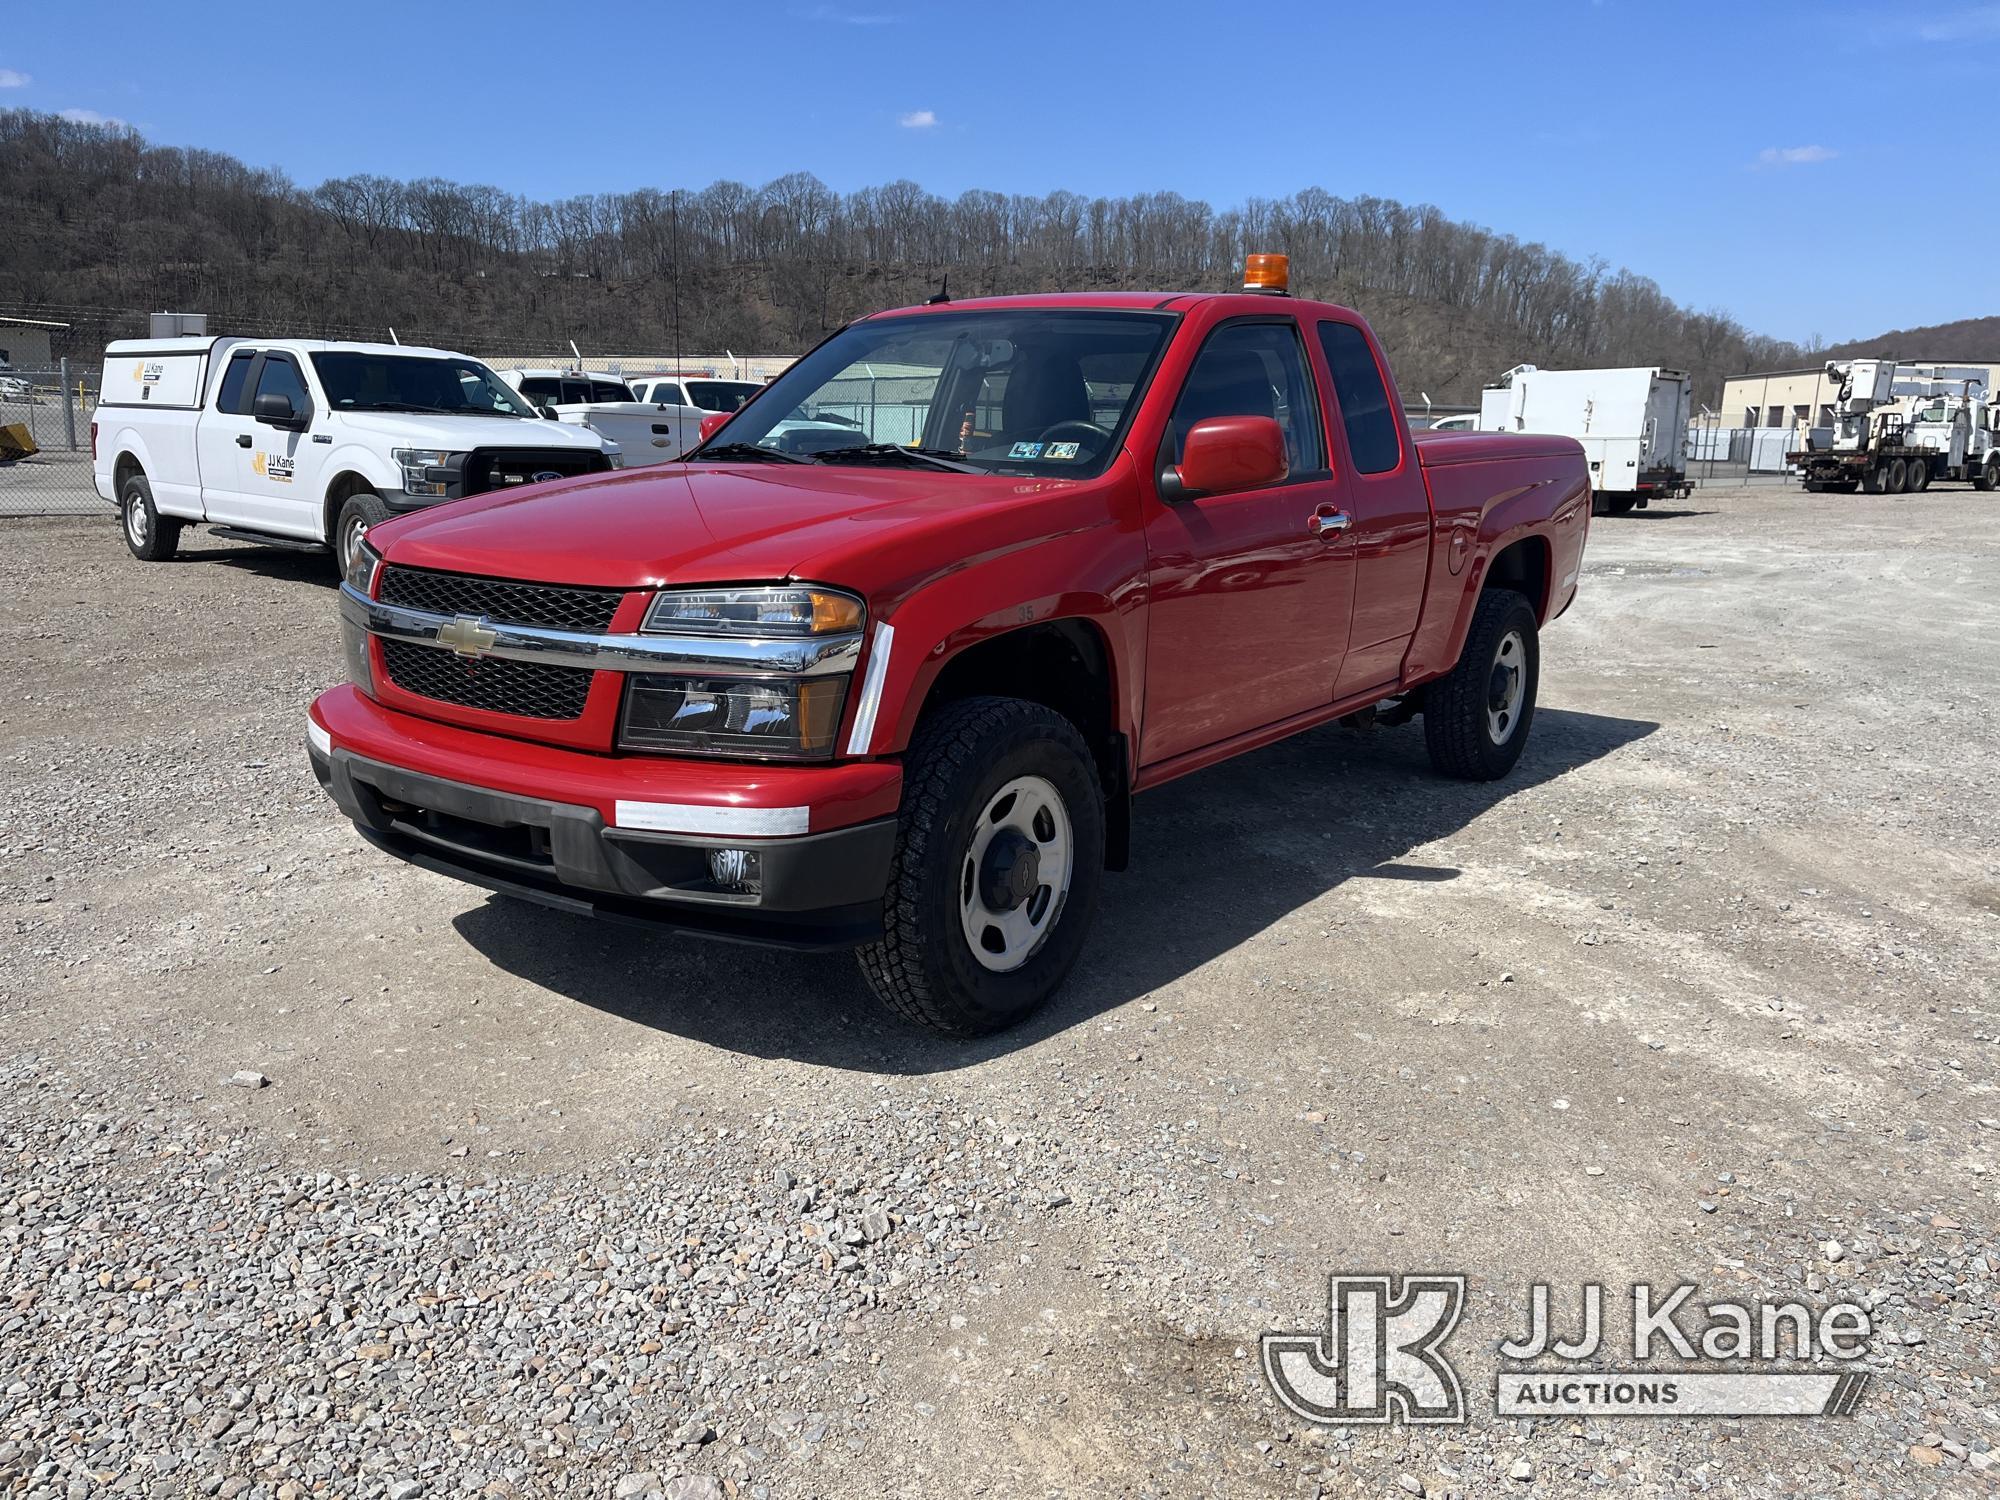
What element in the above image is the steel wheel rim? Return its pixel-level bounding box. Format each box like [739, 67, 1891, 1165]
[1487, 630, 1526, 745]
[959, 774, 1074, 973]
[125, 492, 148, 547]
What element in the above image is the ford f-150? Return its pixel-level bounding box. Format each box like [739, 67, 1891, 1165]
[93, 337, 619, 574]
[308, 257, 1591, 1036]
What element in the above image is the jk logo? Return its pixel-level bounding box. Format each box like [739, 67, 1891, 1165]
[1262, 1274, 1467, 1425]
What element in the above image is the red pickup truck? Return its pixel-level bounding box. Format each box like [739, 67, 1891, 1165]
[309, 258, 1590, 1036]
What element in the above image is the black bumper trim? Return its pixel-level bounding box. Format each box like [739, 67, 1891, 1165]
[312, 746, 894, 950]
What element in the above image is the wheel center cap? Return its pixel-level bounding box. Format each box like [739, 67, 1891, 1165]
[979, 829, 1041, 911]
[1489, 663, 1518, 710]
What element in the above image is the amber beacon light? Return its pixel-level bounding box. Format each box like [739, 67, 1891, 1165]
[1243, 253, 1290, 293]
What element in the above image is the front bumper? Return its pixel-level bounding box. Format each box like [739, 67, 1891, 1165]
[308, 686, 901, 949]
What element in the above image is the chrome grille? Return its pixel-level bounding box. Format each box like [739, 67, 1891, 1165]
[380, 639, 593, 720]
[377, 567, 623, 634]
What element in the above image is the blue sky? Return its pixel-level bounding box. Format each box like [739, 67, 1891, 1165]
[6, 1, 1997, 346]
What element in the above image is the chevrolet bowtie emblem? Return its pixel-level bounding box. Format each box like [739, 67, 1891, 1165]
[436, 615, 499, 657]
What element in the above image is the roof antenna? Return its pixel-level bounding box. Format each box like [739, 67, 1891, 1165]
[387, 327, 400, 346]
[926, 274, 951, 306]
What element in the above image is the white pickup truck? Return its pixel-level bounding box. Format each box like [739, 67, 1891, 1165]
[92, 338, 620, 571]
[492, 368, 704, 466]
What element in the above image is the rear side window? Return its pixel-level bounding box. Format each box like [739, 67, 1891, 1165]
[591, 380, 634, 402]
[253, 355, 310, 415]
[1316, 321, 1401, 474]
[655, 383, 687, 406]
[215, 352, 256, 414]
[520, 378, 562, 403]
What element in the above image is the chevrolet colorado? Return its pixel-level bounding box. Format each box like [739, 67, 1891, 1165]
[309, 258, 1590, 1036]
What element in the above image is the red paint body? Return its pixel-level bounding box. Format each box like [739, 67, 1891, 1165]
[313, 291, 1590, 835]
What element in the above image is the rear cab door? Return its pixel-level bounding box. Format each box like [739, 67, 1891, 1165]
[193, 347, 261, 523]
[1309, 316, 1435, 697]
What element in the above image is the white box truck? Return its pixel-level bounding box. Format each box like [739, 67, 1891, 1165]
[1477, 364, 1693, 514]
[92, 337, 620, 573]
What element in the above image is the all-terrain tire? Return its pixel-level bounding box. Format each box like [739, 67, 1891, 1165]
[334, 490, 391, 577]
[120, 472, 181, 561]
[857, 696, 1105, 1037]
[1423, 588, 1540, 782]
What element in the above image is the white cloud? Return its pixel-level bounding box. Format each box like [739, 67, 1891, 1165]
[58, 107, 129, 128]
[1917, 5, 2000, 40]
[1754, 144, 1836, 168]
[0, 68, 30, 88]
[792, 4, 896, 22]
[898, 109, 937, 130]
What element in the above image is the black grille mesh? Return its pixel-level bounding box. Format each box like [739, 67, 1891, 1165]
[380, 640, 593, 720]
[378, 567, 622, 634]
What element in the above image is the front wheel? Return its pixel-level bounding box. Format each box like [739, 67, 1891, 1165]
[1976, 459, 1999, 492]
[334, 490, 390, 577]
[120, 473, 180, 561]
[857, 697, 1105, 1037]
[1424, 589, 1540, 781]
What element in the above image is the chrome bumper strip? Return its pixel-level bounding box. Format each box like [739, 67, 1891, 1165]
[339, 582, 863, 678]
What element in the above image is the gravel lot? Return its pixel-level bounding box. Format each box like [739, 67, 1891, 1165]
[2, 487, 1996, 1499]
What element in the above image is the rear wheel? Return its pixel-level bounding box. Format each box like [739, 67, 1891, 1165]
[1908, 457, 1932, 492]
[1884, 457, 1908, 494]
[1803, 480, 1826, 493]
[334, 490, 390, 577]
[858, 697, 1105, 1037]
[1977, 458, 1999, 492]
[120, 472, 180, 561]
[1606, 495, 1638, 515]
[1424, 589, 1540, 781]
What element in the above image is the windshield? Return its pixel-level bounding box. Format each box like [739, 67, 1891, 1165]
[311, 354, 538, 417]
[685, 379, 764, 412]
[703, 309, 1174, 475]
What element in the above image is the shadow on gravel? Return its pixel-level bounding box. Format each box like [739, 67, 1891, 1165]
[180, 543, 338, 586]
[454, 707, 1657, 1073]
[1603, 508, 1713, 521]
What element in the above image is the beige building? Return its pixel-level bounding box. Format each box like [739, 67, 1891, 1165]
[1721, 361, 2000, 428]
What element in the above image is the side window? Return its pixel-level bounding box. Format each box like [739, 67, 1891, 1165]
[254, 354, 310, 416]
[215, 351, 255, 414]
[1169, 321, 1323, 472]
[591, 381, 633, 402]
[658, 383, 686, 406]
[520, 378, 562, 403]
[1316, 321, 1401, 474]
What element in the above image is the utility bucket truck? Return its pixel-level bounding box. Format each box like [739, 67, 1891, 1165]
[1788, 360, 1998, 493]
[1477, 365, 1692, 515]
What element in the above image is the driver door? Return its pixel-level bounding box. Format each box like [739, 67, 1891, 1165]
[230, 352, 325, 537]
[1138, 318, 1357, 768]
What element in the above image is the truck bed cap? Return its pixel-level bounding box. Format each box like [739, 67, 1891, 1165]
[1412, 430, 1585, 468]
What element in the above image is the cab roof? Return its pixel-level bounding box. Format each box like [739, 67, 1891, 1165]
[104, 335, 475, 362]
[863, 289, 1365, 320]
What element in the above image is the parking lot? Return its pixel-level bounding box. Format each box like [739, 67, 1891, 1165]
[1, 487, 1995, 1497]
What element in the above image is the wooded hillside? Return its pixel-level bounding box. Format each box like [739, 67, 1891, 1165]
[0, 108, 1801, 402]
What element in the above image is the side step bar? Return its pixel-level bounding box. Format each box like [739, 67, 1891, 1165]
[207, 525, 329, 553]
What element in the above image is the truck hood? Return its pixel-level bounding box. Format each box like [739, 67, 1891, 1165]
[329, 411, 610, 451]
[371, 461, 1093, 592]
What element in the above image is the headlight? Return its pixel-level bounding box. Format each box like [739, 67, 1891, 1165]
[619, 675, 847, 760]
[344, 539, 382, 596]
[391, 448, 463, 497]
[642, 586, 864, 638]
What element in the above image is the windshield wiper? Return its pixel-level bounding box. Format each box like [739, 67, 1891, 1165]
[348, 401, 451, 414]
[810, 444, 981, 474]
[690, 442, 811, 465]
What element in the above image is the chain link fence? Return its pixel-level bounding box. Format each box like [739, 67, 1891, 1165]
[0, 362, 100, 517]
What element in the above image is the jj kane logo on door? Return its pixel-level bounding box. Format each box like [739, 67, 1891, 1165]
[1263, 1275, 1873, 1425]
[251, 451, 295, 484]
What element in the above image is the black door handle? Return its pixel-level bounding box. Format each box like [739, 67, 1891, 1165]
[236, 434, 252, 448]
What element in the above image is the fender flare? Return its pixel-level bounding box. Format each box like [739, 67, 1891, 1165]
[318, 446, 403, 535]
[852, 568, 1139, 763]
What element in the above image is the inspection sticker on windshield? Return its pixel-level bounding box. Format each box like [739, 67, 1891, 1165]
[1045, 441, 1082, 460]
[1008, 441, 1044, 459]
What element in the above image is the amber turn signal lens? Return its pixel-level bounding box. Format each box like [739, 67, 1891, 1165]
[1244, 253, 1290, 292]
[809, 590, 866, 634]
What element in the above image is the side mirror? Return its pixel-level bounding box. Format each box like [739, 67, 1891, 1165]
[1166, 415, 1288, 498]
[538, 403, 561, 420]
[253, 392, 304, 430]
[697, 412, 730, 444]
